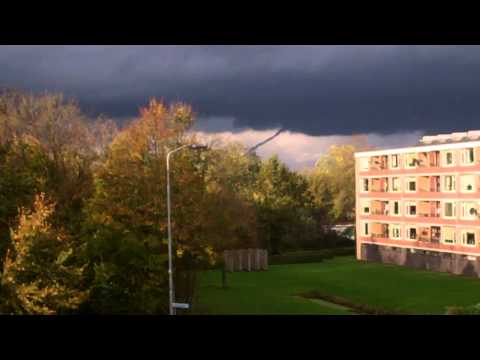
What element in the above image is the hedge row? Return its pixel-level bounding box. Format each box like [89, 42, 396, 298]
[269, 247, 355, 265]
[300, 290, 407, 315]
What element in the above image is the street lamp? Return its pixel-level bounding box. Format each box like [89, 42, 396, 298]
[166, 143, 208, 315]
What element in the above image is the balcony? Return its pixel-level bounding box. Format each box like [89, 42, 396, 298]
[418, 176, 440, 193]
[369, 155, 388, 171]
[370, 200, 389, 216]
[418, 226, 441, 244]
[404, 151, 441, 169]
[371, 232, 389, 240]
[370, 223, 389, 240]
[417, 151, 440, 168]
[370, 178, 389, 192]
[418, 201, 441, 218]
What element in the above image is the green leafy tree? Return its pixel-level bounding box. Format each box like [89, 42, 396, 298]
[254, 156, 317, 254]
[307, 145, 358, 223]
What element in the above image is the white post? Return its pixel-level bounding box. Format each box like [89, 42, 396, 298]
[166, 144, 187, 316]
[166, 143, 206, 315]
[167, 150, 175, 316]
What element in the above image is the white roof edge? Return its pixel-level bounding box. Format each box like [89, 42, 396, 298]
[354, 140, 480, 158]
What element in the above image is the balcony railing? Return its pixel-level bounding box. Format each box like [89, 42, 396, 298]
[419, 186, 440, 193]
[418, 212, 440, 218]
[371, 188, 388, 193]
[371, 233, 389, 239]
[418, 236, 440, 243]
[371, 209, 389, 216]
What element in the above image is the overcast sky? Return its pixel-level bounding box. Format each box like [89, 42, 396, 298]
[1, 45, 479, 168]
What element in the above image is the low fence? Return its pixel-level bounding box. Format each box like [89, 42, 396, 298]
[224, 249, 268, 272]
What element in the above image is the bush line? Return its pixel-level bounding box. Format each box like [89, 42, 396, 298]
[300, 290, 407, 315]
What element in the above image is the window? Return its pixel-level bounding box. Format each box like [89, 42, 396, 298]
[363, 222, 369, 236]
[444, 202, 456, 218]
[461, 202, 478, 220]
[407, 227, 417, 240]
[406, 201, 417, 216]
[390, 225, 401, 239]
[391, 154, 399, 169]
[392, 201, 400, 216]
[462, 148, 475, 165]
[405, 153, 418, 168]
[392, 177, 400, 192]
[460, 174, 476, 193]
[443, 175, 456, 192]
[442, 227, 456, 245]
[461, 230, 476, 247]
[384, 202, 390, 215]
[406, 177, 416, 192]
[443, 151, 454, 166]
[359, 158, 369, 171]
[361, 200, 370, 215]
[361, 178, 369, 192]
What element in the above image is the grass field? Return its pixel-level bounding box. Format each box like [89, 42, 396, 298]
[194, 256, 480, 314]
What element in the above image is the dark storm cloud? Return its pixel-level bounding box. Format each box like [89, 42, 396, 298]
[1, 45, 480, 135]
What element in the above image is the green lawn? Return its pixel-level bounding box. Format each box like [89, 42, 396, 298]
[194, 256, 480, 314]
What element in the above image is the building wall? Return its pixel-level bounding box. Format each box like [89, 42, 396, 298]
[361, 243, 480, 277]
[355, 139, 480, 269]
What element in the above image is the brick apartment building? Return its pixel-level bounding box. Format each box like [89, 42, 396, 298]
[355, 130, 480, 277]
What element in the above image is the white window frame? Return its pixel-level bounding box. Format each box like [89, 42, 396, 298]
[460, 174, 476, 193]
[391, 177, 401, 193]
[441, 227, 456, 245]
[442, 175, 456, 193]
[406, 226, 417, 241]
[405, 201, 417, 217]
[363, 222, 369, 236]
[361, 200, 370, 215]
[442, 150, 455, 167]
[406, 177, 417, 193]
[390, 154, 399, 169]
[461, 148, 475, 166]
[391, 200, 401, 216]
[390, 225, 401, 240]
[360, 178, 369, 193]
[405, 153, 418, 169]
[461, 230, 476, 247]
[443, 201, 456, 219]
[460, 201, 478, 220]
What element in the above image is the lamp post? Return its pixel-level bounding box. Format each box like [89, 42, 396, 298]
[166, 143, 207, 315]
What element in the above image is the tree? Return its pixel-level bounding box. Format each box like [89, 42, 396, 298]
[0, 90, 101, 232]
[84, 99, 259, 312]
[253, 156, 317, 254]
[1, 193, 88, 314]
[307, 144, 358, 223]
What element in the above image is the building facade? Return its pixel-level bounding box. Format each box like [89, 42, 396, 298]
[355, 130, 480, 277]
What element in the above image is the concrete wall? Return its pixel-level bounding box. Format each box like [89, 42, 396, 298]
[361, 243, 480, 278]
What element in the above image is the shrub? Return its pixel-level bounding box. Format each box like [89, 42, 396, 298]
[445, 303, 480, 315]
[269, 247, 354, 265]
[301, 290, 406, 315]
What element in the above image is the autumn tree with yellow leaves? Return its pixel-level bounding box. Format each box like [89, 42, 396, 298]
[1, 194, 88, 314]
